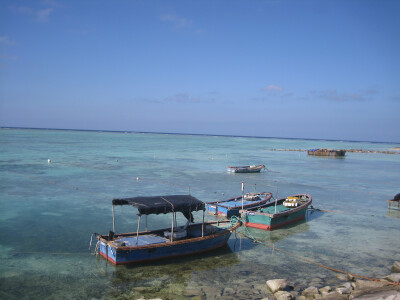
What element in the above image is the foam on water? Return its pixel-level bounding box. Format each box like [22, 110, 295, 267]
[1, 128, 399, 299]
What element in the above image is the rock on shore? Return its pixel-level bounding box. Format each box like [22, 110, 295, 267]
[264, 261, 400, 300]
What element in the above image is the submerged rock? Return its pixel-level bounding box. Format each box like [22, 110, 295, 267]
[383, 273, 400, 283]
[392, 261, 400, 273]
[335, 274, 348, 281]
[266, 279, 288, 293]
[354, 279, 390, 290]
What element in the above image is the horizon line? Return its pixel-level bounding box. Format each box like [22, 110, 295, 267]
[1, 126, 399, 144]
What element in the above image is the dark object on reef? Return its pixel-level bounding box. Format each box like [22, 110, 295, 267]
[387, 193, 400, 210]
[307, 148, 346, 157]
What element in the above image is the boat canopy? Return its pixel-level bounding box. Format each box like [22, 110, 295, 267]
[112, 195, 205, 217]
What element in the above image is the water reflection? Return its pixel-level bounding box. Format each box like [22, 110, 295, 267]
[98, 245, 240, 299]
[387, 209, 400, 219]
[239, 219, 310, 244]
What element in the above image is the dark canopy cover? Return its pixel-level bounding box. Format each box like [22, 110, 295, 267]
[112, 195, 205, 217]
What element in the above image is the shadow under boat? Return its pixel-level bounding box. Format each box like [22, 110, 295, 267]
[239, 218, 311, 244]
[100, 244, 241, 298]
[386, 209, 400, 220]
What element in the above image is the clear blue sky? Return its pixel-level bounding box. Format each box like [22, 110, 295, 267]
[1, 0, 399, 142]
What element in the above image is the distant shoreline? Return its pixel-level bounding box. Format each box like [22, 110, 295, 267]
[270, 148, 400, 155]
[1, 126, 399, 145]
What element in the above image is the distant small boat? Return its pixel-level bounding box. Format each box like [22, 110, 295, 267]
[241, 194, 312, 230]
[307, 149, 346, 157]
[92, 195, 241, 265]
[227, 164, 265, 173]
[388, 193, 400, 210]
[206, 192, 273, 218]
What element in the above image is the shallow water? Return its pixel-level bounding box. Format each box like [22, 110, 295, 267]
[0, 128, 399, 299]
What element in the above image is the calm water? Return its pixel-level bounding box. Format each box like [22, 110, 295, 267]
[1, 128, 399, 299]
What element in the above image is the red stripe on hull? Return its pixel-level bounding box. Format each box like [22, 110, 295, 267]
[245, 222, 271, 230]
[245, 214, 306, 231]
[99, 251, 117, 264]
[99, 240, 229, 265]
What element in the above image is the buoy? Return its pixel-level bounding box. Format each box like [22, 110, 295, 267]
[48, 159, 51, 164]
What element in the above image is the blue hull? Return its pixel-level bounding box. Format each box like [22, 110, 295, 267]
[207, 193, 272, 218]
[98, 223, 238, 265]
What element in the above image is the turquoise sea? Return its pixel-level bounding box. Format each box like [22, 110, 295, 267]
[1, 128, 399, 299]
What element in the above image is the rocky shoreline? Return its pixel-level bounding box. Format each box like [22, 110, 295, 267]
[135, 262, 400, 300]
[265, 261, 400, 300]
[269, 149, 400, 155]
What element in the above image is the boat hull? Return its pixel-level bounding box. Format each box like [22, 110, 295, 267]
[227, 165, 265, 173]
[244, 207, 308, 230]
[97, 222, 239, 265]
[231, 168, 262, 173]
[242, 194, 312, 231]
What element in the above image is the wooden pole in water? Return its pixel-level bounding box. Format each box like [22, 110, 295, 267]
[112, 205, 115, 233]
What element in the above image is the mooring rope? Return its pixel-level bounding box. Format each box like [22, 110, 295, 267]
[230, 215, 400, 286]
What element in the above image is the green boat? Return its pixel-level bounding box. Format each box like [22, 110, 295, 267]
[241, 194, 312, 230]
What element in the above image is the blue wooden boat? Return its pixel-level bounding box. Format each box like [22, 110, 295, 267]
[92, 195, 241, 265]
[206, 192, 273, 218]
[241, 194, 312, 230]
[227, 164, 265, 173]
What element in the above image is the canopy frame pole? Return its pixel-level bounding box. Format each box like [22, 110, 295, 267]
[170, 212, 175, 242]
[135, 215, 141, 245]
[112, 205, 116, 233]
[145, 215, 148, 232]
[202, 210, 205, 237]
[241, 181, 245, 210]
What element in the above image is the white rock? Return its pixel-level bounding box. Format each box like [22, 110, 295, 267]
[336, 286, 351, 294]
[339, 282, 352, 289]
[266, 279, 288, 293]
[302, 286, 319, 297]
[319, 286, 332, 293]
[274, 291, 293, 300]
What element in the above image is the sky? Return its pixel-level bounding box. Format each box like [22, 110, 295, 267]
[0, 0, 399, 142]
